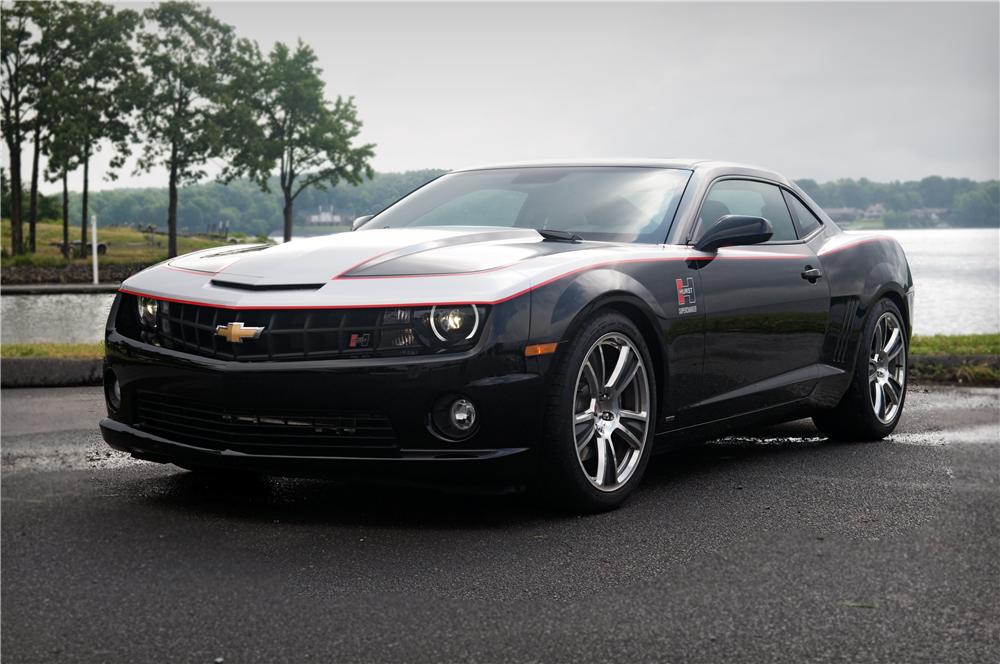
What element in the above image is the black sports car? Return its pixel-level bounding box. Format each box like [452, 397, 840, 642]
[101, 160, 914, 511]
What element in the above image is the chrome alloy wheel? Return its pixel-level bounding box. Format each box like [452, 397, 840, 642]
[572, 333, 651, 491]
[869, 311, 906, 424]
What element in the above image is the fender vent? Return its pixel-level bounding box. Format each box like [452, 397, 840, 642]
[833, 299, 858, 364]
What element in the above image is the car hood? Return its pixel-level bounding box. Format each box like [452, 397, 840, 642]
[121, 226, 695, 309]
[166, 227, 583, 284]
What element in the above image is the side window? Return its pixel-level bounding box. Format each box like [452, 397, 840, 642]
[784, 192, 823, 237]
[697, 180, 798, 242]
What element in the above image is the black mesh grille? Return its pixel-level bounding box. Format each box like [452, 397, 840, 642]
[135, 391, 396, 453]
[149, 300, 423, 362]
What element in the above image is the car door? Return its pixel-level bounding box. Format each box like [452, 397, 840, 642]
[690, 178, 831, 420]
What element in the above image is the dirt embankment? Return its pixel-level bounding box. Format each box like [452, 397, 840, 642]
[1, 263, 150, 285]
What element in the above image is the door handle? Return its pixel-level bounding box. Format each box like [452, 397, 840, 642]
[801, 266, 823, 282]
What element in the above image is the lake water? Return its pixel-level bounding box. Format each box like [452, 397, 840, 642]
[2, 228, 997, 344]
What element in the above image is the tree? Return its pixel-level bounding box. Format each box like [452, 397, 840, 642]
[134, 1, 236, 257]
[61, 2, 139, 250]
[953, 182, 1000, 227]
[22, 0, 76, 254]
[1, 2, 33, 255]
[222, 41, 374, 241]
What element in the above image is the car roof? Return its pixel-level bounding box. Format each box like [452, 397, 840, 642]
[452, 158, 793, 186]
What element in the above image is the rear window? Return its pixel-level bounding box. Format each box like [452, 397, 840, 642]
[785, 193, 823, 236]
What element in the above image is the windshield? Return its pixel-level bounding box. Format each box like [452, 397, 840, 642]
[359, 167, 692, 243]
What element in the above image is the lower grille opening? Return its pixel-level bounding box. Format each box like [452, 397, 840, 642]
[135, 391, 397, 455]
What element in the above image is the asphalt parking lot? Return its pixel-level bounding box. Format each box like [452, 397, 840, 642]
[2, 384, 998, 663]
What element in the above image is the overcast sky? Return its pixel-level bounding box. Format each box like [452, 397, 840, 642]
[22, 1, 1000, 193]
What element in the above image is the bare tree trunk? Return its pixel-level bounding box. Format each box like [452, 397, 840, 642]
[167, 141, 178, 258]
[5, 134, 24, 255]
[282, 191, 293, 243]
[61, 169, 69, 258]
[28, 124, 40, 253]
[79, 146, 90, 254]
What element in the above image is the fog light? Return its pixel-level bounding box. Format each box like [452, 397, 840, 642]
[105, 370, 121, 412]
[430, 396, 479, 441]
[450, 398, 476, 431]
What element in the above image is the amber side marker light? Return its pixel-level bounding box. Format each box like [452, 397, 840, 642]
[524, 342, 559, 357]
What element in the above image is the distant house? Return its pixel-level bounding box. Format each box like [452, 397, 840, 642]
[825, 207, 862, 222]
[863, 203, 886, 219]
[908, 207, 948, 222]
[306, 205, 344, 225]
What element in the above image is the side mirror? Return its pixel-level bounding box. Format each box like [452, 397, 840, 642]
[695, 215, 773, 252]
[352, 215, 373, 231]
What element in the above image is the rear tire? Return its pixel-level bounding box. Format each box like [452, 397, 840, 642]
[813, 297, 908, 441]
[539, 311, 657, 513]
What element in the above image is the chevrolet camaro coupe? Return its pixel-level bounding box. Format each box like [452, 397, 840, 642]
[101, 160, 914, 511]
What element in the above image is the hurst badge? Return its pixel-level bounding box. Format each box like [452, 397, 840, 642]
[675, 277, 697, 315]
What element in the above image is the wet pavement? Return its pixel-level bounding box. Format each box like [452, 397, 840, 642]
[2, 384, 998, 663]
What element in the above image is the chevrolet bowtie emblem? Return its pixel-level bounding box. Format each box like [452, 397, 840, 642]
[215, 322, 265, 343]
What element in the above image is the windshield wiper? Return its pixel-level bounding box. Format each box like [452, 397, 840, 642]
[536, 229, 583, 243]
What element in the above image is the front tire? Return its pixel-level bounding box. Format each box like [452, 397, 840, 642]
[813, 297, 908, 441]
[540, 312, 657, 512]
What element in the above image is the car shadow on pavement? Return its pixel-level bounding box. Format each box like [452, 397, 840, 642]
[120, 418, 841, 528]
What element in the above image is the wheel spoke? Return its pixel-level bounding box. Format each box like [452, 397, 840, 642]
[614, 423, 643, 450]
[614, 357, 641, 397]
[594, 345, 606, 387]
[582, 362, 600, 396]
[604, 343, 633, 391]
[873, 381, 883, 416]
[884, 328, 902, 359]
[884, 379, 900, 406]
[594, 435, 608, 485]
[575, 409, 596, 424]
[620, 409, 647, 424]
[873, 321, 884, 358]
[576, 426, 596, 452]
[602, 436, 619, 485]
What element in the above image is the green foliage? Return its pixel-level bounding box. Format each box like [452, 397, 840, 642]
[1, 0, 33, 255]
[953, 182, 999, 228]
[221, 40, 375, 241]
[134, 2, 239, 256]
[795, 175, 996, 227]
[54, 170, 445, 237]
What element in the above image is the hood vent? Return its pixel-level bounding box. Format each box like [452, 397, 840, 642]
[210, 279, 324, 291]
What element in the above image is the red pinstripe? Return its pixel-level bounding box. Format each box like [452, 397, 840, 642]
[121, 251, 809, 310]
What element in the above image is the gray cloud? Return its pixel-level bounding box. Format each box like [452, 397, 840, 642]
[26, 1, 1000, 191]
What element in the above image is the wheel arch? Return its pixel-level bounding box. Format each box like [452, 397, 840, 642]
[557, 292, 667, 412]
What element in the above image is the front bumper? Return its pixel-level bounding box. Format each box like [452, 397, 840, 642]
[100, 417, 533, 489]
[102, 293, 549, 485]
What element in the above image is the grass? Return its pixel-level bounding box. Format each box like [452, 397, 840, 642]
[2, 218, 228, 267]
[909, 334, 999, 385]
[910, 333, 999, 357]
[1, 342, 104, 359]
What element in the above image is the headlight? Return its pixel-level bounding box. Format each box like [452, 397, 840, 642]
[403, 304, 485, 350]
[429, 304, 480, 343]
[137, 296, 158, 327]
